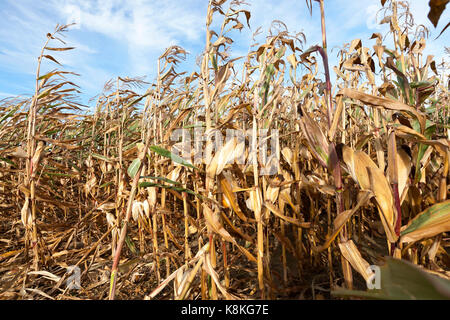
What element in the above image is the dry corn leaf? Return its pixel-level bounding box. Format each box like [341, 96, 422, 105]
[28, 270, 61, 283]
[6, 146, 28, 158]
[176, 257, 204, 300]
[219, 173, 247, 222]
[249, 188, 263, 220]
[387, 131, 399, 185]
[142, 199, 150, 218]
[341, 145, 397, 241]
[298, 107, 329, 168]
[163, 108, 192, 142]
[367, 167, 398, 242]
[168, 166, 182, 182]
[329, 95, 344, 140]
[0, 249, 23, 261]
[341, 146, 380, 190]
[20, 197, 32, 229]
[174, 265, 188, 298]
[339, 240, 374, 282]
[264, 201, 310, 228]
[265, 184, 280, 203]
[106, 212, 116, 227]
[19, 184, 77, 208]
[427, 0, 449, 27]
[353, 150, 379, 190]
[387, 147, 412, 203]
[30, 141, 45, 177]
[281, 147, 293, 168]
[341, 145, 357, 182]
[202, 203, 235, 243]
[218, 211, 256, 262]
[338, 88, 426, 132]
[395, 124, 427, 140]
[148, 244, 208, 299]
[315, 191, 372, 252]
[98, 202, 116, 211]
[147, 186, 157, 209]
[131, 201, 143, 222]
[219, 210, 253, 242]
[203, 253, 240, 300]
[206, 137, 238, 178]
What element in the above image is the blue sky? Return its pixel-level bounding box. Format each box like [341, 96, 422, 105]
[0, 0, 448, 107]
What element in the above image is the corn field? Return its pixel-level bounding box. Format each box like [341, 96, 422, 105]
[0, 0, 449, 300]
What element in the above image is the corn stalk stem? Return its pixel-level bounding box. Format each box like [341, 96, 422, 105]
[26, 33, 54, 270]
[314, 0, 348, 287]
[109, 133, 151, 300]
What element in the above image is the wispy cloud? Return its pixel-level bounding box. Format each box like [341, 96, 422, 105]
[0, 91, 19, 97]
[0, 0, 448, 105]
[51, 0, 207, 76]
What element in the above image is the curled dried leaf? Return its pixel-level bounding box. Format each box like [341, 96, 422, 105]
[339, 240, 374, 282]
[21, 197, 32, 229]
[367, 167, 398, 243]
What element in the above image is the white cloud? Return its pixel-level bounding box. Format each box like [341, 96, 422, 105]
[242, 0, 316, 45]
[48, 0, 209, 80]
[0, 91, 19, 97]
[0, 0, 448, 104]
[62, 4, 82, 29]
[53, 1, 204, 51]
[366, 4, 383, 30]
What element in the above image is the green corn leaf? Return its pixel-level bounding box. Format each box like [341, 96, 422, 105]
[0, 157, 16, 167]
[149, 145, 197, 170]
[139, 182, 202, 199]
[400, 200, 450, 242]
[410, 80, 435, 89]
[124, 235, 139, 256]
[332, 257, 450, 300]
[139, 176, 182, 186]
[91, 153, 115, 163]
[0, 105, 19, 124]
[127, 158, 141, 178]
